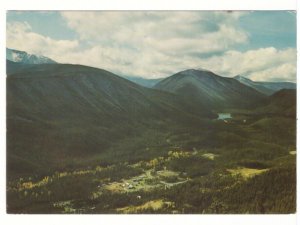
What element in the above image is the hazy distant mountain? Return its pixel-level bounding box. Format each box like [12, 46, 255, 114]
[259, 81, 296, 92]
[6, 48, 57, 64]
[123, 76, 163, 88]
[234, 75, 274, 95]
[234, 75, 296, 95]
[154, 69, 266, 110]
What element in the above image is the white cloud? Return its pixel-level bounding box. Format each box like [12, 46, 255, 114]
[249, 62, 296, 82]
[61, 11, 248, 55]
[6, 21, 79, 59]
[6, 12, 296, 82]
[198, 47, 296, 82]
[57, 11, 251, 77]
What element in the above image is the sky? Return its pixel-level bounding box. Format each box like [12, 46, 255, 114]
[6, 11, 296, 82]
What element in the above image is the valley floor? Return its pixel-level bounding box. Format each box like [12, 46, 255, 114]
[7, 112, 296, 214]
[7, 144, 296, 213]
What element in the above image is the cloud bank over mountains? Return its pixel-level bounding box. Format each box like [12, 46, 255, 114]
[6, 11, 296, 82]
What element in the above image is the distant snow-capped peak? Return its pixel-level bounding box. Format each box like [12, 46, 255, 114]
[6, 48, 57, 64]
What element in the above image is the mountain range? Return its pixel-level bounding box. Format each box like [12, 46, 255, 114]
[234, 75, 296, 95]
[6, 48, 296, 177]
[6, 48, 296, 93]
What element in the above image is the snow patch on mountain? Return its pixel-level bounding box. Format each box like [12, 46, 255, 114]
[6, 48, 57, 64]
